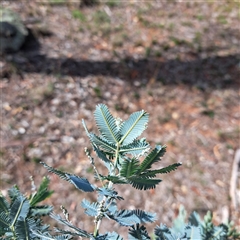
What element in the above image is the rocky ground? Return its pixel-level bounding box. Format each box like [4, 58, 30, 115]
[0, 0, 239, 237]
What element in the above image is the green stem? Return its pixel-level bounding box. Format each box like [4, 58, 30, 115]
[93, 142, 121, 237]
[113, 142, 120, 171]
[10, 225, 16, 239]
[93, 222, 99, 237]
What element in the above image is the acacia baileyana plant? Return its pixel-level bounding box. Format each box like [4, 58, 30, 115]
[1, 104, 239, 239]
[0, 177, 53, 239]
[36, 104, 182, 239]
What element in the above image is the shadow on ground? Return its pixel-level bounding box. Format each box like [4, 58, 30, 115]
[2, 34, 239, 90]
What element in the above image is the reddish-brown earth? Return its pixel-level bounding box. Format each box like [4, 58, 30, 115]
[1, 1, 239, 237]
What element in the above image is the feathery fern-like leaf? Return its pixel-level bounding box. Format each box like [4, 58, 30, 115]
[82, 118, 91, 137]
[155, 205, 239, 240]
[67, 175, 95, 192]
[31, 230, 71, 240]
[212, 225, 228, 239]
[90, 133, 116, 153]
[128, 176, 162, 190]
[29, 176, 53, 206]
[112, 209, 156, 227]
[29, 205, 53, 217]
[0, 211, 11, 233]
[139, 163, 182, 178]
[154, 224, 178, 240]
[119, 110, 149, 145]
[128, 224, 151, 240]
[50, 212, 92, 238]
[183, 225, 202, 239]
[120, 158, 140, 178]
[41, 162, 69, 181]
[136, 145, 166, 175]
[94, 104, 121, 144]
[119, 139, 150, 157]
[97, 187, 124, 201]
[10, 195, 30, 227]
[0, 195, 9, 214]
[41, 162, 95, 192]
[55, 228, 85, 238]
[152, 163, 182, 174]
[92, 144, 114, 172]
[188, 211, 202, 227]
[172, 204, 187, 234]
[111, 210, 140, 227]
[83, 119, 116, 153]
[8, 186, 20, 203]
[54, 235, 72, 240]
[15, 217, 31, 240]
[95, 232, 123, 240]
[81, 199, 99, 217]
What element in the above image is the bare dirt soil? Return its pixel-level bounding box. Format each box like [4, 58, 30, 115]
[1, 0, 239, 237]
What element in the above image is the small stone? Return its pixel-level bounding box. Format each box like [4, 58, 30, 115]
[62, 136, 75, 144]
[172, 112, 179, 119]
[3, 102, 11, 111]
[69, 100, 77, 107]
[51, 98, 60, 105]
[38, 126, 45, 134]
[21, 120, 29, 128]
[18, 127, 26, 134]
[28, 148, 43, 158]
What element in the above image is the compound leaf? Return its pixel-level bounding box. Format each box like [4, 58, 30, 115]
[119, 138, 150, 157]
[120, 158, 140, 178]
[112, 209, 156, 227]
[15, 217, 31, 240]
[92, 144, 114, 172]
[83, 119, 116, 153]
[29, 205, 53, 217]
[96, 232, 123, 240]
[41, 162, 69, 181]
[30, 176, 53, 206]
[188, 211, 202, 227]
[128, 176, 162, 190]
[136, 146, 166, 174]
[81, 199, 98, 217]
[8, 186, 20, 203]
[10, 195, 30, 227]
[90, 133, 116, 153]
[67, 175, 95, 192]
[31, 230, 71, 239]
[0, 211, 11, 233]
[50, 212, 92, 238]
[172, 205, 187, 234]
[154, 224, 178, 240]
[119, 110, 149, 145]
[184, 225, 202, 239]
[41, 162, 95, 192]
[94, 104, 121, 144]
[139, 163, 182, 178]
[0, 194, 9, 214]
[97, 187, 123, 201]
[128, 224, 151, 240]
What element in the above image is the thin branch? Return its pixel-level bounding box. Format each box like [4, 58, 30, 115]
[230, 149, 240, 210]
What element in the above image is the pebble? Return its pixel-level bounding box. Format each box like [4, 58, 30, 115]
[38, 126, 45, 134]
[18, 127, 26, 134]
[51, 98, 61, 105]
[28, 148, 43, 158]
[69, 100, 77, 107]
[21, 120, 29, 128]
[62, 136, 75, 144]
